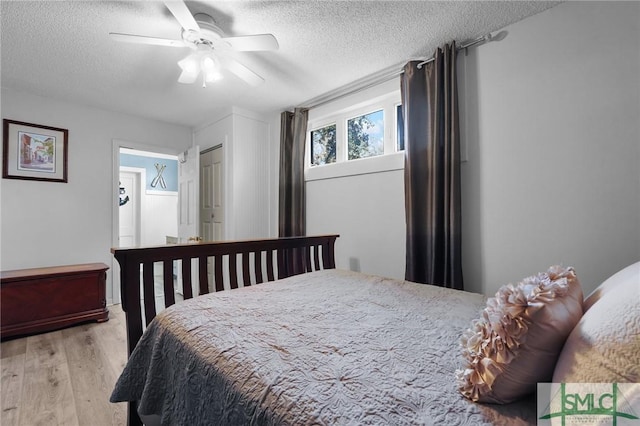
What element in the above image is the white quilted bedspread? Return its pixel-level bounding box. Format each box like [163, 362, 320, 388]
[111, 269, 536, 425]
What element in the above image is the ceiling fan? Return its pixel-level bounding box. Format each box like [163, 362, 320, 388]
[110, 1, 279, 87]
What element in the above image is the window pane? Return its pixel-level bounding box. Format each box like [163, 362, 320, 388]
[396, 104, 404, 151]
[347, 110, 384, 160]
[310, 124, 336, 166]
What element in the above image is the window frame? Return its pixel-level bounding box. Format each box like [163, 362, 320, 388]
[305, 87, 403, 181]
[395, 102, 404, 152]
[345, 107, 386, 161]
[309, 122, 338, 166]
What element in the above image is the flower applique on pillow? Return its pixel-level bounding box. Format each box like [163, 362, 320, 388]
[456, 265, 583, 404]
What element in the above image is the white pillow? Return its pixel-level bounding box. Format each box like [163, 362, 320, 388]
[457, 265, 583, 404]
[553, 261, 640, 383]
[582, 261, 640, 312]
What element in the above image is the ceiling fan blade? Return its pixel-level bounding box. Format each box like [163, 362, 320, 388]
[110, 33, 186, 47]
[164, 1, 200, 32]
[220, 34, 279, 51]
[221, 56, 265, 86]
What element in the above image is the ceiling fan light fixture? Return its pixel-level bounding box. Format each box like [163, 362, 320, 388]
[204, 71, 223, 83]
[177, 53, 199, 83]
[178, 54, 199, 74]
[202, 56, 215, 69]
[202, 55, 222, 82]
[178, 68, 199, 84]
[177, 49, 223, 86]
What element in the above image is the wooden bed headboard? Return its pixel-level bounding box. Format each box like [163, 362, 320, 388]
[111, 234, 339, 357]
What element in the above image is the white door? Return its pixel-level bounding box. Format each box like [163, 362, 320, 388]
[200, 146, 224, 242]
[178, 146, 200, 242]
[200, 146, 225, 292]
[177, 146, 200, 296]
[118, 171, 140, 247]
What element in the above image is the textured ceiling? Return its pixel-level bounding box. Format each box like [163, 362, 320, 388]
[1, 1, 560, 127]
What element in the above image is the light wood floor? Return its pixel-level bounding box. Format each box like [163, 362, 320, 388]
[1, 305, 128, 426]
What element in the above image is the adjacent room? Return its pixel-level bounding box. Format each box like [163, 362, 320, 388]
[1, 1, 638, 425]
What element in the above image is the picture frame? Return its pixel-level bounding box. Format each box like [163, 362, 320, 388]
[3, 119, 68, 182]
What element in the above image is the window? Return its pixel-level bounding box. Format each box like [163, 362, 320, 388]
[347, 110, 384, 160]
[396, 104, 405, 151]
[307, 93, 402, 167]
[306, 83, 403, 179]
[310, 124, 336, 166]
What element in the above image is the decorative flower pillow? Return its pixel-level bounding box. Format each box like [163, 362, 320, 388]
[456, 265, 583, 404]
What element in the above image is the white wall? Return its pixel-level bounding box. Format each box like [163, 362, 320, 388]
[142, 193, 178, 246]
[460, 1, 639, 296]
[307, 169, 405, 278]
[231, 112, 272, 239]
[1, 88, 192, 303]
[194, 108, 233, 153]
[194, 107, 273, 240]
[305, 1, 639, 296]
[269, 112, 281, 238]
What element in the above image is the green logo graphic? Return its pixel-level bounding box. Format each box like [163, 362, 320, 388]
[539, 383, 639, 426]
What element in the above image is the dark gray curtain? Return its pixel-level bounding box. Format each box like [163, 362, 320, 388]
[401, 43, 463, 289]
[278, 108, 308, 237]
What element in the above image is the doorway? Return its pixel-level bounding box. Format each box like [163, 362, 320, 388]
[111, 141, 180, 305]
[118, 147, 179, 247]
[200, 145, 224, 242]
[198, 145, 225, 292]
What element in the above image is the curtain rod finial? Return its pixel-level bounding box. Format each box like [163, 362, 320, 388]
[491, 30, 508, 42]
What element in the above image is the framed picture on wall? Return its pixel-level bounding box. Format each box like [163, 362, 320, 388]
[2, 119, 68, 182]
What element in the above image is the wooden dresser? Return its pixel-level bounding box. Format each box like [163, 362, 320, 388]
[1, 263, 109, 339]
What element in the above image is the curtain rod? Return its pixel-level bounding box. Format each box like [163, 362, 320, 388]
[305, 30, 507, 110]
[416, 31, 506, 69]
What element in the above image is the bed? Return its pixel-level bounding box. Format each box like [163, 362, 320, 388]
[110, 236, 639, 425]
